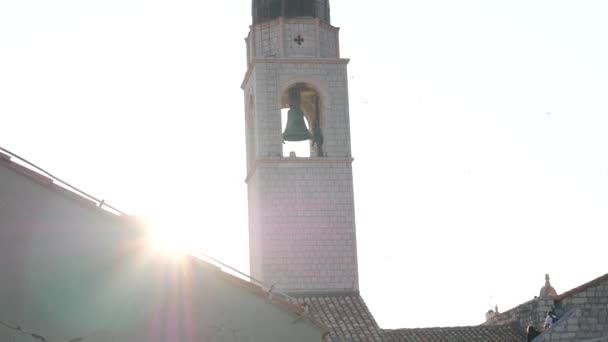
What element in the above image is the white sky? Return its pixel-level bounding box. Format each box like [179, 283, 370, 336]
[1, 0, 607, 329]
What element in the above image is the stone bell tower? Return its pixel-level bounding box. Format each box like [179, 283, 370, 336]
[242, 0, 358, 294]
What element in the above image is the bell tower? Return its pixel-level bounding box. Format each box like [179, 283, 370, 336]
[243, 0, 358, 294]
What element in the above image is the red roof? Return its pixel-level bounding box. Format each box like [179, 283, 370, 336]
[290, 292, 385, 342]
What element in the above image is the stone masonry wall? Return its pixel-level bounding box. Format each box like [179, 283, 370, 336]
[247, 158, 358, 294]
[245, 60, 351, 159]
[244, 60, 355, 293]
[488, 277, 608, 341]
[536, 309, 581, 342]
[486, 297, 545, 330]
[319, 25, 339, 58]
[243, 14, 356, 295]
[552, 280, 608, 341]
[284, 23, 318, 57]
[247, 18, 339, 61]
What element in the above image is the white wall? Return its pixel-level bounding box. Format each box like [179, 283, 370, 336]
[0, 161, 324, 342]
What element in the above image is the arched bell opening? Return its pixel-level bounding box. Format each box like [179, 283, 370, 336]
[280, 83, 324, 158]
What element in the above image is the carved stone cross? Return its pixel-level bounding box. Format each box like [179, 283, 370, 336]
[294, 35, 304, 45]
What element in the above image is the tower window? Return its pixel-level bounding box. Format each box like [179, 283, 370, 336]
[281, 83, 324, 158]
[281, 107, 310, 158]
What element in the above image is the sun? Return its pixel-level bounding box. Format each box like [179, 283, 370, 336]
[145, 216, 203, 256]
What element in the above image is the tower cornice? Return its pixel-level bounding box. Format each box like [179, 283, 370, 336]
[250, 17, 338, 32]
[245, 156, 354, 183]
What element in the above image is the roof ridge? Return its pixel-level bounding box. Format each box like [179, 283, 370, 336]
[290, 290, 361, 297]
[186, 255, 331, 336]
[386, 323, 521, 332]
[0, 147, 124, 218]
[290, 293, 385, 342]
[483, 272, 608, 322]
[384, 323, 526, 342]
[555, 273, 608, 301]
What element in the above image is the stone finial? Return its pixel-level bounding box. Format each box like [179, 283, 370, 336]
[485, 309, 496, 322]
[539, 274, 558, 299]
[485, 305, 499, 322]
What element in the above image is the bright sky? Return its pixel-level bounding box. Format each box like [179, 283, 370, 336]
[1, 0, 607, 329]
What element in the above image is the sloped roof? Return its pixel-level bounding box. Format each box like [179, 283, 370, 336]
[1, 148, 329, 338]
[384, 324, 526, 342]
[0, 148, 124, 220]
[290, 292, 385, 342]
[554, 273, 608, 302]
[188, 257, 330, 336]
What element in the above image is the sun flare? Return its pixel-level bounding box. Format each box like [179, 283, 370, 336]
[146, 216, 202, 256]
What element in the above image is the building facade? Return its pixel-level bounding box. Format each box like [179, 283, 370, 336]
[484, 274, 608, 342]
[240, 3, 608, 342]
[243, 0, 358, 295]
[0, 150, 327, 342]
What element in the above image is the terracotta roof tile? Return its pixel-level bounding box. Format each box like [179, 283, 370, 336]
[290, 292, 385, 342]
[384, 324, 526, 342]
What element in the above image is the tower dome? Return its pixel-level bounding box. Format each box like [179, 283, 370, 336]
[252, 0, 330, 25]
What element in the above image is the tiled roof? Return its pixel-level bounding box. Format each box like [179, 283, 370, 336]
[384, 324, 526, 342]
[290, 292, 385, 342]
[554, 273, 608, 302]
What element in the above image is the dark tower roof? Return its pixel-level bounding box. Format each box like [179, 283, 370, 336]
[252, 0, 330, 25]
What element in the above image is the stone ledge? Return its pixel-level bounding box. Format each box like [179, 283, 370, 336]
[245, 156, 354, 183]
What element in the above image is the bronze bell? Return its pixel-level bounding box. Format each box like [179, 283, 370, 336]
[283, 87, 311, 142]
